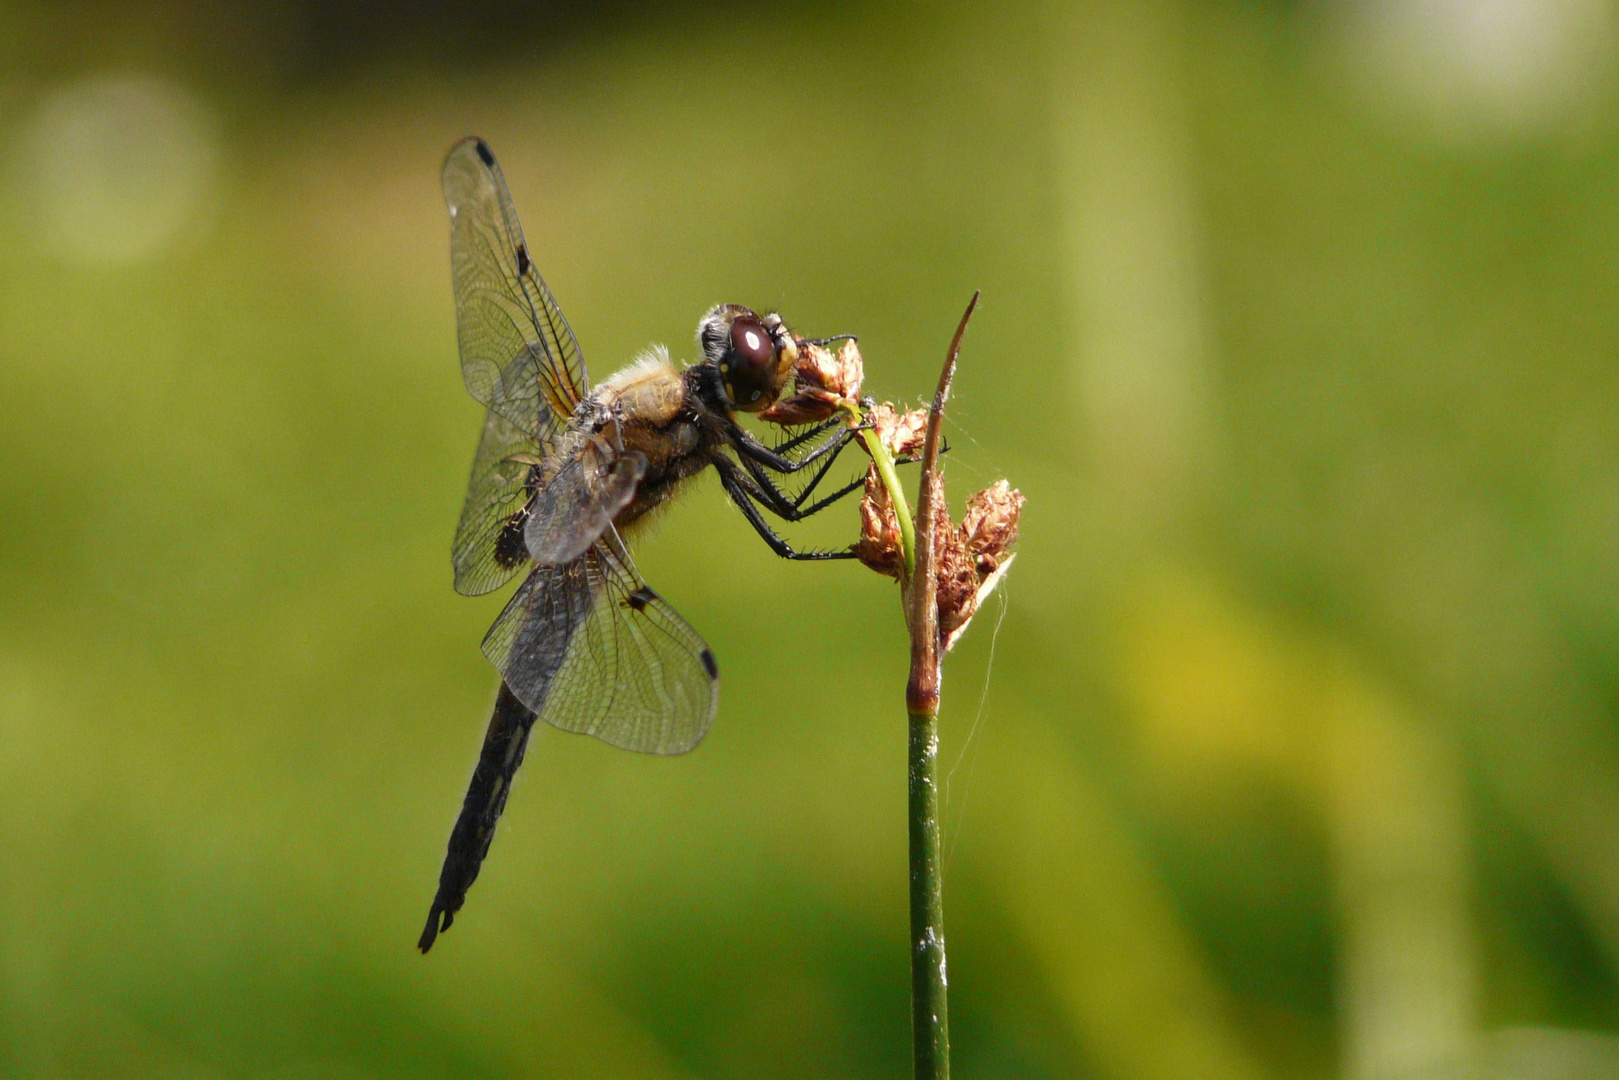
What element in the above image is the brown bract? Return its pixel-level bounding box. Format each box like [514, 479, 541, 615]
[959, 480, 1024, 578]
[853, 469, 1024, 653]
[941, 481, 1023, 651]
[850, 465, 906, 577]
[864, 402, 929, 459]
[758, 338, 865, 426]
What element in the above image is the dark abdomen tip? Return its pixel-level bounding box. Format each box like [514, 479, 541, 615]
[419, 904, 448, 953]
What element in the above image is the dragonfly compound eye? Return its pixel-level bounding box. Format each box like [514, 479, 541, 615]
[722, 316, 780, 411]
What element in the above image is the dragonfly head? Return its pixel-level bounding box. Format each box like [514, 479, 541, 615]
[698, 304, 800, 413]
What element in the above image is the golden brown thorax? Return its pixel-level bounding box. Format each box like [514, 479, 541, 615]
[593, 354, 712, 532]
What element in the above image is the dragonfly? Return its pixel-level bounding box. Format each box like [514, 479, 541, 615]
[420, 137, 868, 952]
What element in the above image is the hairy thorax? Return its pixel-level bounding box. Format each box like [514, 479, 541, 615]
[593, 350, 724, 530]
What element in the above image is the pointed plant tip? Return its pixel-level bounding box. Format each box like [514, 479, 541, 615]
[922, 292, 979, 473]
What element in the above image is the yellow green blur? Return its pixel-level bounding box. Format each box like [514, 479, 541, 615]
[2, 1, 1619, 1078]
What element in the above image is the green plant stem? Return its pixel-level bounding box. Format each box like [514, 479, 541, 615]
[902, 291, 976, 1080]
[850, 293, 975, 1080]
[908, 707, 949, 1079]
[859, 426, 916, 578]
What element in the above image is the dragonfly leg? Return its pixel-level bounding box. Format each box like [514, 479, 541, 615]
[714, 459, 857, 561]
[767, 415, 846, 455]
[735, 435, 859, 513]
[785, 436, 860, 508]
[729, 421, 855, 474]
[730, 452, 863, 522]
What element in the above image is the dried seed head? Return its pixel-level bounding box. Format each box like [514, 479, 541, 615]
[852, 467, 1024, 648]
[959, 480, 1024, 576]
[932, 497, 980, 643]
[937, 480, 1025, 651]
[833, 338, 864, 395]
[942, 551, 1017, 654]
[758, 337, 865, 426]
[865, 401, 929, 459]
[851, 464, 905, 577]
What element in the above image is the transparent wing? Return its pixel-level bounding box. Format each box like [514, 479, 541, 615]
[451, 405, 541, 597]
[482, 533, 720, 755]
[524, 443, 647, 566]
[443, 137, 589, 438]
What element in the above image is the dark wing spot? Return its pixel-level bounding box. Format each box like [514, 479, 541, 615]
[475, 140, 495, 167]
[494, 509, 530, 568]
[700, 648, 719, 680]
[515, 243, 530, 275]
[627, 586, 658, 612]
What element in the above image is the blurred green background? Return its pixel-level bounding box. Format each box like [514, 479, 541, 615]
[4, 1, 1619, 1077]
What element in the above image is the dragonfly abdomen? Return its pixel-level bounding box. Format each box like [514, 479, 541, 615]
[418, 681, 539, 953]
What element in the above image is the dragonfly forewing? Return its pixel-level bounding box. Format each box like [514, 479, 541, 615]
[443, 138, 588, 435]
[524, 444, 648, 567]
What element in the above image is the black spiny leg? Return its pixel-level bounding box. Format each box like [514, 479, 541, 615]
[730, 452, 866, 522]
[730, 421, 854, 474]
[742, 418, 943, 509]
[714, 458, 856, 561]
[737, 435, 861, 513]
[787, 443, 848, 506]
[734, 424, 947, 524]
[795, 474, 869, 516]
[767, 415, 848, 456]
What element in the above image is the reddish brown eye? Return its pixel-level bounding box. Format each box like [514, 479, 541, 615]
[723, 316, 779, 408]
[729, 318, 774, 369]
